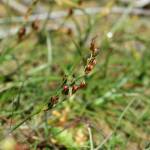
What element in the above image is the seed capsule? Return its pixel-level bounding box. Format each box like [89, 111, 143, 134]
[18, 27, 26, 39]
[51, 96, 59, 104]
[92, 48, 99, 57]
[68, 8, 73, 16]
[31, 20, 39, 31]
[67, 28, 73, 36]
[90, 59, 96, 66]
[62, 85, 69, 95]
[79, 81, 86, 89]
[92, 59, 97, 65]
[90, 36, 97, 51]
[90, 42, 95, 52]
[47, 96, 59, 109]
[85, 64, 93, 74]
[72, 85, 79, 94]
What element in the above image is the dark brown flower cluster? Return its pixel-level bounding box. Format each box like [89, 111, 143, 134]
[18, 26, 26, 40]
[18, 19, 40, 40]
[47, 36, 99, 110]
[48, 96, 59, 109]
[85, 36, 99, 74]
[46, 81, 86, 110]
[62, 81, 86, 95]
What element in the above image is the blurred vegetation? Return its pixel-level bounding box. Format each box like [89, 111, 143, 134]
[0, 0, 150, 150]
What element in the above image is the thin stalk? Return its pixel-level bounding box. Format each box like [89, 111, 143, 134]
[87, 125, 94, 150]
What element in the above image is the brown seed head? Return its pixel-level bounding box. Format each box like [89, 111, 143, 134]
[90, 59, 96, 66]
[92, 48, 99, 57]
[68, 8, 73, 16]
[90, 36, 97, 51]
[32, 19, 39, 31]
[51, 96, 59, 105]
[85, 64, 93, 74]
[62, 85, 69, 95]
[67, 28, 73, 36]
[72, 85, 79, 94]
[18, 27, 26, 39]
[79, 81, 86, 89]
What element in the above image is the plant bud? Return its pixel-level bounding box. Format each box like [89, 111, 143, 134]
[90, 59, 96, 66]
[67, 28, 73, 36]
[47, 96, 59, 109]
[79, 81, 86, 89]
[62, 85, 69, 95]
[68, 8, 73, 16]
[92, 48, 99, 57]
[31, 19, 39, 31]
[72, 85, 79, 94]
[51, 96, 59, 104]
[90, 36, 97, 51]
[85, 64, 93, 74]
[18, 27, 26, 39]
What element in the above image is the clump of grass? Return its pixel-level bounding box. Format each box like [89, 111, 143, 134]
[46, 35, 99, 111]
